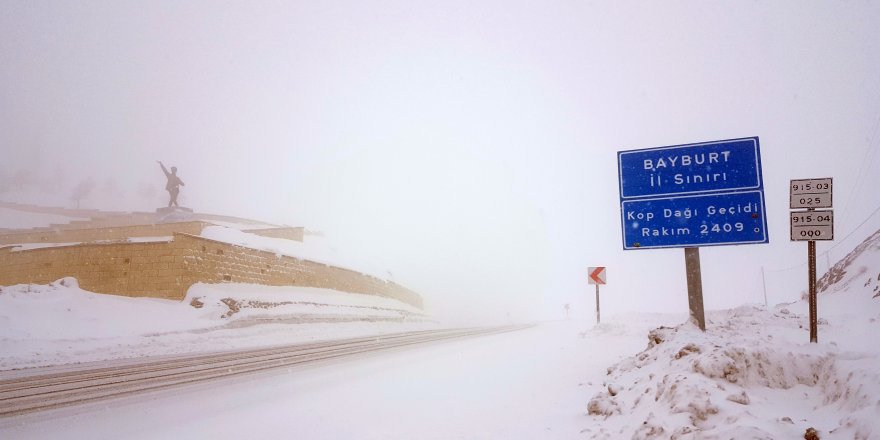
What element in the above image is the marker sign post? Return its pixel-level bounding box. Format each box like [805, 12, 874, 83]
[587, 267, 606, 325]
[618, 137, 769, 331]
[789, 178, 833, 343]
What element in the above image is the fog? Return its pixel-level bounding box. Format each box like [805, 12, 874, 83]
[2, 1, 879, 323]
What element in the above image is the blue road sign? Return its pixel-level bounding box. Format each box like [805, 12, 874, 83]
[618, 137, 769, 250]
[619, 137, 762, 199]
[620, 191, 769, 249]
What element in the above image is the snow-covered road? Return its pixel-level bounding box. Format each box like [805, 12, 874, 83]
[0, 320, 654, 439]
[0, 325, 531, 417]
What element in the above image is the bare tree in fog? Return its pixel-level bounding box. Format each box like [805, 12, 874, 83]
[70, 178, 94, 209]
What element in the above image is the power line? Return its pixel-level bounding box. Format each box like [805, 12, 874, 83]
[840, 113, 880, 220]
[826, 203, 880, 253]
[765, 202, 880, 273]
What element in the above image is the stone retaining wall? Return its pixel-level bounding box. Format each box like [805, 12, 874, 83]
[0, 233, 422, 308]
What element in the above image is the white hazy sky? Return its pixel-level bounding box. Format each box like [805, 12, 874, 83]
[2, 1, 879, 322]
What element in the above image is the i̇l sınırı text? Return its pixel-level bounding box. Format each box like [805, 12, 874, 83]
[642, 151, 732, 188]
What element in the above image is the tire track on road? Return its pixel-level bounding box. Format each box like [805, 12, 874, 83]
[0, 324, 533, 417]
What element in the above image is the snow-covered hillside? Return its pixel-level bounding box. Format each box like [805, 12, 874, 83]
[585, 231, 880, 439]
[0, 203, 427, 370]
[0, 278, 434, 370]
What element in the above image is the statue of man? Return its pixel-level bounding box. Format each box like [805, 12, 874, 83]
[157, 161, 185, 207]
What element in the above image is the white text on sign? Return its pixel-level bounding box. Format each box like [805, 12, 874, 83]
[625, 201, 759, 223]
[643, 151, 734, 188]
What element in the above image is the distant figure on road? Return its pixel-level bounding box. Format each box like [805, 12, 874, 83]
[158, 161, 185, 207]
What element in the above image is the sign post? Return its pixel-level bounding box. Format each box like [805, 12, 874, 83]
[789, 178, 833, 343]
[684, 247, 706, 330]
[808, 240, 817, 342]
[588, 266, 606, 324]
[618, 137, 769, 331]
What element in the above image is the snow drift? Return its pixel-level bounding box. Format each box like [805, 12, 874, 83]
[585, 230, 880, 439]
[0, 278, 434, 370]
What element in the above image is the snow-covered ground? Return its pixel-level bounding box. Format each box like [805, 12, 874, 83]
[586, 232, 880, 439]
[1, 232, 878, 438]
[0, 279, 433, 370]
[0, 318, 674, 440]
[6, 236, 173, 252]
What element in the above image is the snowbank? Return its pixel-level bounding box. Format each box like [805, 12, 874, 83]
[0, 278, 435, 370]
[584, 233, 880, 439]
[585, 306, 880, 439]
[8, 236, 173, 252]
[186, 283, 425, 321]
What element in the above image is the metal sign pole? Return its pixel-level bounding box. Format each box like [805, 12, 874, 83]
[789, 178, 833, 343]
[587, 266, 606, 325]
[684, 247, 706, 331]
[808, 239, 818, 343]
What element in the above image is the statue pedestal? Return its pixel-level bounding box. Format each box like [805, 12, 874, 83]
[156, 206, 194, 222]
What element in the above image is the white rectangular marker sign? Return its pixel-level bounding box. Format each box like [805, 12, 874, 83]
[790, 209, 834, 241]
[790, 178, 832, 209]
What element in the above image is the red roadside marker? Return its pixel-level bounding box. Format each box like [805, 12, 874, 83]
[588, 266, 606, 285]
